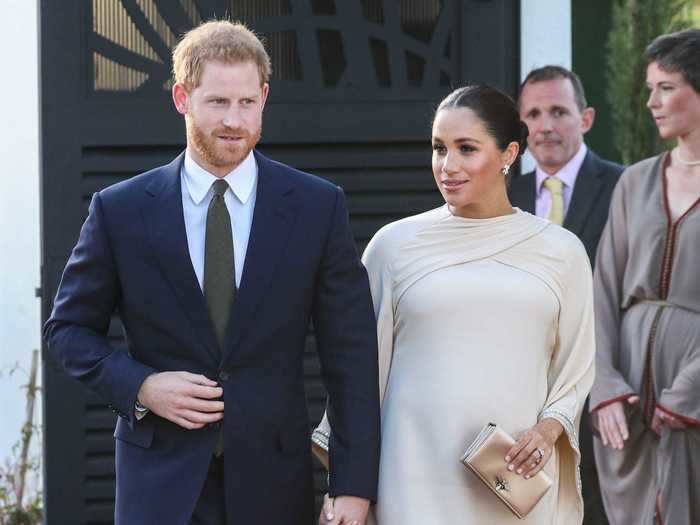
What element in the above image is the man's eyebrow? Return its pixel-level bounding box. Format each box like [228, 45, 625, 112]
[202, 93, 261, 99]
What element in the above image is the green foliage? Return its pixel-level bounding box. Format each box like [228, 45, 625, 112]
[606, 0, 693, 164]
[0, 500, 43, 525]
[0, 353, 42, 525]
[0, 438, 43, 525]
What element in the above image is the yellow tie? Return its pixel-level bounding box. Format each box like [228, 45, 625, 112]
[543, 176, 564, 225]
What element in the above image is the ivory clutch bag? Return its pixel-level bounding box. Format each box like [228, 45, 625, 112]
[461, 423, 552, 519]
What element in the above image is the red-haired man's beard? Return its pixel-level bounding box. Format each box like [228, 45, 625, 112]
[186, 115, 261, 172]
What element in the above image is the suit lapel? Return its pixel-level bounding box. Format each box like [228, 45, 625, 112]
[221, 151, 299, 364]
[142, 153, 220, 364]
[564, 151, 605, 236]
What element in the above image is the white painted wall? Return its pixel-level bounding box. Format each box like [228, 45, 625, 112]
[0, 0, 42, 474]
[520, 0, 572, 172]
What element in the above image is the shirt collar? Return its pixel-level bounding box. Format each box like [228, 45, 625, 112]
[183, 149, 257, 205]
[535, 143, 588, 194]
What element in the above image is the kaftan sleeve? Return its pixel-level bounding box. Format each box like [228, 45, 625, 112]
[657, 346, 700, 426]
[539, 235, 596, 523]
[589, 175, 638, 412]
[312, 227, 396, 465]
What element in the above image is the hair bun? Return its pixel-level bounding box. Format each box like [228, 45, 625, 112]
[518, 120, 529, 154]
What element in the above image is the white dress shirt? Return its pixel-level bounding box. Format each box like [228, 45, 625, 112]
[534, 143, 587, 219]
[181, 149, 257, 289]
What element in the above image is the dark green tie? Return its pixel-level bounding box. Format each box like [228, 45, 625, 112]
[203, 179, 235, 354]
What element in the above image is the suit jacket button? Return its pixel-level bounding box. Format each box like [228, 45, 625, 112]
[218, 371, 230, 382]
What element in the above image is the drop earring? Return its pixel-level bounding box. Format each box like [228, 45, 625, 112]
[500, 164, 510, 177]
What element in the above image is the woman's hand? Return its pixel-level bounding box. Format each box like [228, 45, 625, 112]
[504, 418, 563, 479]
[596, 396, 639, 449]
[651, 406, 688, 435]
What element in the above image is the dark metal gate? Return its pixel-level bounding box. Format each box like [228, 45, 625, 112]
[41, 1, 519, 521]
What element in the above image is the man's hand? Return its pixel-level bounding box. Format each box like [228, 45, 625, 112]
[319, 494, 369, 525]
[597, 395, 639, 449]
[137, 371, 224, 430]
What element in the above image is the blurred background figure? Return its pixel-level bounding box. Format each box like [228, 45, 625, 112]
[510, 66, 623, 262]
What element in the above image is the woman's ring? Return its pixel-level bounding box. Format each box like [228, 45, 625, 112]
[535, 448, 545, 462]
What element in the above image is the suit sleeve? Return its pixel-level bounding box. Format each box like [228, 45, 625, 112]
[43, 192, 156, 428]
[311, 186, 381, 501]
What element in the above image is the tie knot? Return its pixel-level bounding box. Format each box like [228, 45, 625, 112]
[212, 179, 229, 197]
[543, 176, 563, 195]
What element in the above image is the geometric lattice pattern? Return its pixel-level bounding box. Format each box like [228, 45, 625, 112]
[90, 0, 457, 93]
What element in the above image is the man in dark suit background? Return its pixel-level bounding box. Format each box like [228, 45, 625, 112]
[510, 65, 623, 263]
[44, 20, 380, 525]
[509, 65, 623, 525]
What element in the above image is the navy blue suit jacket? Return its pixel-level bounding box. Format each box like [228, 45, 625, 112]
[44, 151, 381, 525]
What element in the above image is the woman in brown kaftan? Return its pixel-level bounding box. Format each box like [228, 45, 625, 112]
[591, 29, 700, 525]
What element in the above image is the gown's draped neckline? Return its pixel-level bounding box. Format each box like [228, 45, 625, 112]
[394, 206, 550, 306]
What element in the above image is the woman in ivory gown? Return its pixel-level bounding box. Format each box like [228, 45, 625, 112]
[591, 29, 700, 525]
[314, 85, 595, 525]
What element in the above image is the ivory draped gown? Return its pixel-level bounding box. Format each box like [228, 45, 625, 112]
[315, 206, 595, 524]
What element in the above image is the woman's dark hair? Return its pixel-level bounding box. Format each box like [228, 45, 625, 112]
[435, 85, 529, 159]
[644, 28, 700, 94]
